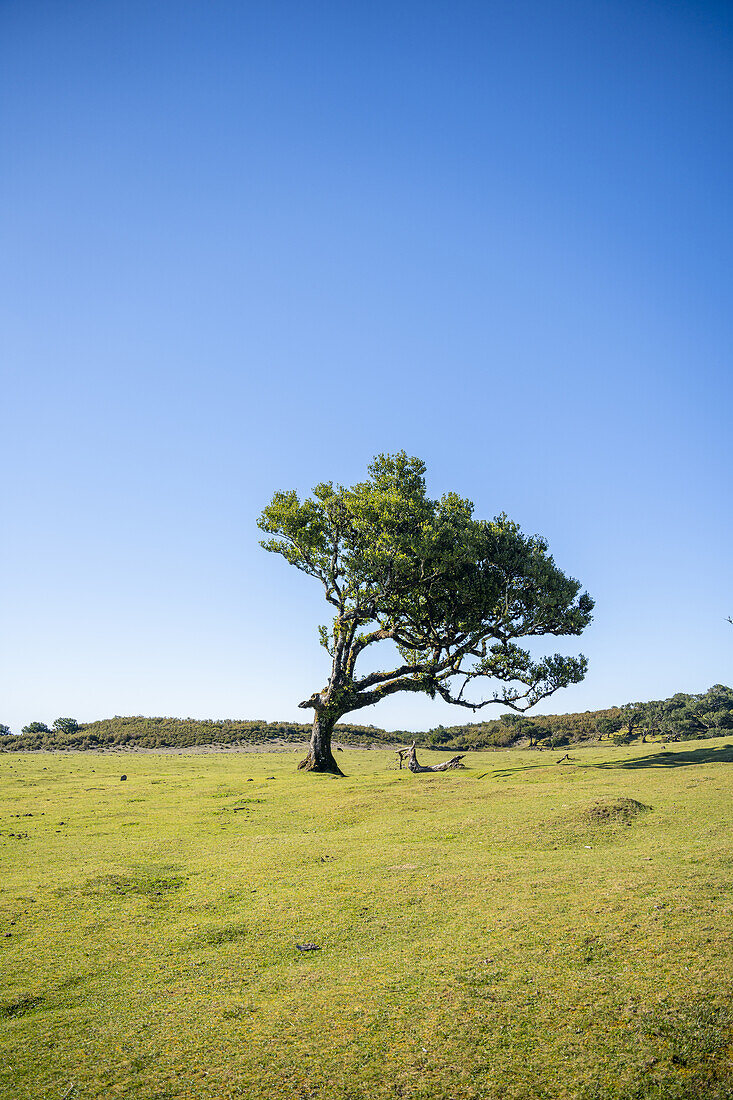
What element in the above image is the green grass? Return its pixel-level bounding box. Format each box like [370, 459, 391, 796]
[1, 739, 732, 1099]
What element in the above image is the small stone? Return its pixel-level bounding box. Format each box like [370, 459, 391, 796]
[120, 775, 127, 781]
[296, 943, 320, 952]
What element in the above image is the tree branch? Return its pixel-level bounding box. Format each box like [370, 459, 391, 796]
[298, 692, 322, 710]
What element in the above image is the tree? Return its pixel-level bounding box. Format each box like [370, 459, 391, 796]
[425, 723, 451, 747]
[527, 720, 551, 747]
[21, 721, 50, 735]
[618, 702, 644, 741]
[643, 700, 677, 741]
[596, 715, 622, 741]
[500, 713, 543, 746]
[258, 452, 594, 775]
[53, 718, 80, 736]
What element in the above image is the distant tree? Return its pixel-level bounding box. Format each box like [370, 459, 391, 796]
[643, 700, 678, 741]
[53, 718, 80, 736]
[596, 716, 622, 740]
[0, 724, 10, 737]
[675, 685, 733, 739]
[21, 721, 50, 735]
[259, 452, 594, 774]
[498, 713, 530, 743]
[619, 703, 644, 741]
[527, 720, 551, 747]
[426, 724, 452, 747]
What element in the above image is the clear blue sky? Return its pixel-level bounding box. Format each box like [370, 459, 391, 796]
[2, 0, 731, 733]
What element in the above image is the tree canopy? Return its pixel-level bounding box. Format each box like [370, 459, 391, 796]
[258, 452, 594, 774]
[53, 718, 80, 736]
[21, 721, 50, 736]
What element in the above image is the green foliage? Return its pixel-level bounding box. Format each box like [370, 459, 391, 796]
[258, 452, 594, 722]
[3, 684, 733, 752]
[52, 718, 79, 736]
[419, 685, 733, 751]
[2, 683, 733, 755]
[596, 716, 623, 739]
[619, 702, 645, 739]
[0, 715, 399, 752]
[639, 686, 733, 742]
[20, 722, 49, 736]
[419, 706, 625, 751]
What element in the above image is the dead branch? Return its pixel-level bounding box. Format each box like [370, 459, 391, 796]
[395, 749, 410, 770]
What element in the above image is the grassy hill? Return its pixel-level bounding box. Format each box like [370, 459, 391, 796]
[3, 684, 732, 751]
[1, 738, 732, 1099]
[0, 714, 398, 752]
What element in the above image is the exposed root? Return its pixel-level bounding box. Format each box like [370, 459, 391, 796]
[298, 754, 344, 777]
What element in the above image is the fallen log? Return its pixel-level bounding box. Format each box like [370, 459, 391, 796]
[402, 741, 465, 773]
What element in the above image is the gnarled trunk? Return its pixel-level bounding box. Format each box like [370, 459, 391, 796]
[405, 742, 465, 773]
[298, 710, 344, 776]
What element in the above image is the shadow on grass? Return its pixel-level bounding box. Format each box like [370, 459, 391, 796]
[593, 745, 733, 770]
[482, 743, 733, 779]
[481, 761, 572, 780]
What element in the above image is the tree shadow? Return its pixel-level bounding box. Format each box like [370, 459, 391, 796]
[593, 745, 733, 770]
[481, 760, 576, 779]
[476, 742, 733, 779]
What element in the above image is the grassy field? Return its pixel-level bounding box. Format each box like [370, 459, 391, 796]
[1, 739, 732, 1100]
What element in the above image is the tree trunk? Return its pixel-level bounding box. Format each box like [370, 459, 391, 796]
[298, 710, 344, 776]
[405, 742, 465, 773]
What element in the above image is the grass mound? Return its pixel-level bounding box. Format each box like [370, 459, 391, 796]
[78, 871, 187, 897]
[187, 924, 250, 948]
[584, 998, 733, 1099]
[584, 797, 651, 823]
